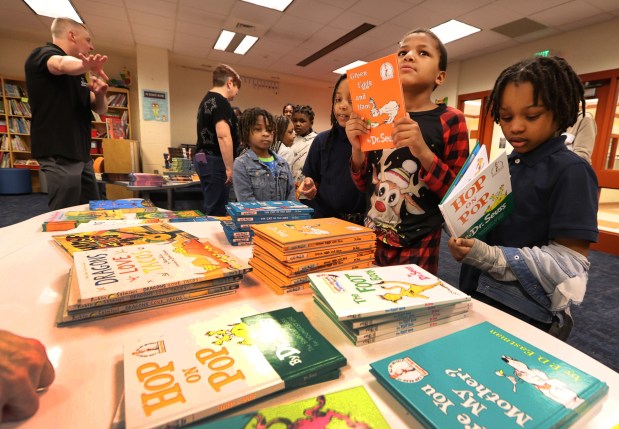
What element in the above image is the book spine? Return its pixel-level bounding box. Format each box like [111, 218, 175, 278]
[349, 301, 471, 328]
[354, 313, 469, 345]
[281, 234, 376, 252]
[59, 289, 235, 325]
[355, 309, 470, 336]
[68, 276, 241, 310]
[337, 296, 471, 321]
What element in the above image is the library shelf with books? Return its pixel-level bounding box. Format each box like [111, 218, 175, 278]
[90, 86, 131, 157]
[0, 75, 42, 189]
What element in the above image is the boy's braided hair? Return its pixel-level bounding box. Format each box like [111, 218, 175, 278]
[487, 56, 585, 133]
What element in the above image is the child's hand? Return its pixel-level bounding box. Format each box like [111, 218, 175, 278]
[392, 116, 433, 166]
[345, 112, 369, 153]
[447, 237, 475, 262]
[298, 177, 317, 199]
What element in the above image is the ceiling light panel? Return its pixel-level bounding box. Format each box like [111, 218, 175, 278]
[242, 0, 294, 12]
[23, 0, 83, 23]
[431, 19, 480, 44]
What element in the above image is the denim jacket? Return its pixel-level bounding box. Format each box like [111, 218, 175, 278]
[233, 149, 297, 202]
[464, 240, 589, 323]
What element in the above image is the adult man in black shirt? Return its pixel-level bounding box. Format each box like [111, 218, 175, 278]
[195, 64, 241, 216]
[25, 18, 109, 210]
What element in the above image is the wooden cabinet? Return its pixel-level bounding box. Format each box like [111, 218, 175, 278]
[90, 86, 132, 158]
[0, 76, 33, 169]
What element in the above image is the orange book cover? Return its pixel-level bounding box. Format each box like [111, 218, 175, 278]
[347, 53, 406, 152]
[250, 217, 375, 252]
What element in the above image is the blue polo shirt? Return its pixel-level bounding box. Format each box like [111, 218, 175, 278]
[459, 134, 598, 296]
[486, 134, 598, 248]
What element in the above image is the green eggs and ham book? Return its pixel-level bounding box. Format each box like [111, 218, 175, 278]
[370, 322, 608, 429]
[184, 386, 390, 428]
[309, 263, 470, 321]
[123, 306, 346, 429]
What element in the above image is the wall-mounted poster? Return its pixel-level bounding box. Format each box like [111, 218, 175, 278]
[142, 89, 168, 122]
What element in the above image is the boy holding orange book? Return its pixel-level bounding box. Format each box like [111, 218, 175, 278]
[345, 28, 469, 274]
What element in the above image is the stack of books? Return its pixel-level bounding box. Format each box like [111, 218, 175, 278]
[370, 322, 608, 428]
[250, 217, 376, 294]
[222, 201, 314, 246]
[122, 305, 347, 429]
[52, 224, 251, 325]
[309, 264, 471, 346]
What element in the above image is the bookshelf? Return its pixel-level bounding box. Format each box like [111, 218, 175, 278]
[90, 86, 131, 158]
[0, 76, 33, 170]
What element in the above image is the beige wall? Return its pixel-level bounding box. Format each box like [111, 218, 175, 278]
[168, 63, 333, 148]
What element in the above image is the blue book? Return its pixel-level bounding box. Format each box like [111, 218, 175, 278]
[226, 201, 314, 216]
[370, 322, 608, 429]
[89, 198, 155, 210]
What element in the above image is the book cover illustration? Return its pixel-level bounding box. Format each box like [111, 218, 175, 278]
[90, 198, 155, 210]
[439, 150, 513, 239]
[135, 210, 216, 222]
[346, 53, 406, 151]
[123, 306, 345, 429]
[73, 238, 251, 304]
[226, 201, 314, 216]
[251, 217, 375, 251]
[370, 321, 608, 429]
[186, 386, 390, 429]
[51, 223, 198, 256]
[309, 263, 470, 321]
[42, 208, 157, 232]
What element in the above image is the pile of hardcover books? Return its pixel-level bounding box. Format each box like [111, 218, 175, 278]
[250, 217, 376, 294]
[42, 207, 158, 232]
[310, 264, 471, 346]
[122, 305, 347, 429]
[53, 223, 251, 326]
[370, 322, 608, 428]
[221, 201, 314, 246]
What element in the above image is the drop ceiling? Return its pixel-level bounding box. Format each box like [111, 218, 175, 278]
[1, 0, 618, 84]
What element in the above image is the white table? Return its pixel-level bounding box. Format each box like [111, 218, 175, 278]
[1, 207, 617, 428]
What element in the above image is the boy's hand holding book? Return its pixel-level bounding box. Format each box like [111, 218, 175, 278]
[447, 237, 475, 262]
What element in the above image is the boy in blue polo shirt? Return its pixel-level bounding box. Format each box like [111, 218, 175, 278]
[448, 56, 598, 341]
